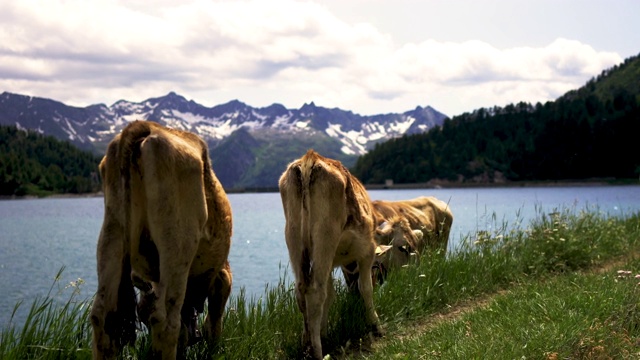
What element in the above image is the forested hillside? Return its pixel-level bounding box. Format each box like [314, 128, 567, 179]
[0, 125, 101, 196]
[352, 53, 640, 185]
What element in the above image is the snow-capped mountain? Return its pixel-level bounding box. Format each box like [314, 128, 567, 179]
[0, 91, 447, 188]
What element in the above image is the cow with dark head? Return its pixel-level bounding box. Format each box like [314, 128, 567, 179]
[370, 197, 453, 284]
[373, 196, 453, 254]
[372, 216, 424, 284]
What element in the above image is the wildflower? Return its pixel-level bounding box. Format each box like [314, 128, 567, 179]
[617, 270, 632, 277]
[66, 278, 85, 289]
[616, 270, 639, 281]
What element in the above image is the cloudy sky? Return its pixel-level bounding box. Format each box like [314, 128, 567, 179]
[1, 0, 638, 117]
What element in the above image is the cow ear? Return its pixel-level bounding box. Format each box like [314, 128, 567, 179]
[375, 245, 392, 256]
[376, 221, 392, 235]
[413, 229, 424, 240]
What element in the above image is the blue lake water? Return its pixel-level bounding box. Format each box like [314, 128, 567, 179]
[1, 185, 639, 327]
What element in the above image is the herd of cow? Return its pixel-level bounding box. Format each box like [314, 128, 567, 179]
[89, 121, 453, 360]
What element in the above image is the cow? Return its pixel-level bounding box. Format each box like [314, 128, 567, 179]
[369, 197, 453, 284]
[372, 216, 424, 284]
[373, 196, 453, 255]
[279, 149, 383, 359]
[90, 120, 233, 360]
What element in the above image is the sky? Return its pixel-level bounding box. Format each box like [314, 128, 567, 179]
[1, 0, 638, 117]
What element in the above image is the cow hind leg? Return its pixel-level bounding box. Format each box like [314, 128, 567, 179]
[320, 273, 335, 339]
[304, 279, 329, 359]
[296, 277, 311, 348]
[147, 247, 195, 359]
[356, 255, 384, 337]
[144, 213, 201, 359]
[91, 228, 137, 360]
[286, 232, 311, 346]
[304, 252, 335, 360]
[203, 262, 232, 345]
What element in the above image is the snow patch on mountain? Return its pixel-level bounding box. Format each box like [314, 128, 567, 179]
[389, 116, 415, 133]
[273, 114, 293, 128]
[326, 123, 368, 155]
[0, 91, 448, 158]
[120, 113, 145, 123]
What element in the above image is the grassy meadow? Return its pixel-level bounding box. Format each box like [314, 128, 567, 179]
[1, 207, 639, 359]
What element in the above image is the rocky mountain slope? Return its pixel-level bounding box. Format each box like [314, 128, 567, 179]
[0, 91, 447, 188]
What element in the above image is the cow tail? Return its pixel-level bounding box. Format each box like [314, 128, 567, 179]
[118, 121, 152, 246]
[299, 150, 317, 282]
[117, 121, 152, 338]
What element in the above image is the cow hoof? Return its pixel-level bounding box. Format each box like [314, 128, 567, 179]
[188, 329, 203, 346]
[371, 324, 385, 338]
[185, 306, 202, 346]
[302, 346, 323, 360]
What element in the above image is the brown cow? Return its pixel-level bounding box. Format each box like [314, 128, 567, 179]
[371, 197, 452, 285]
[372, 216, 424, 284]
[373, 196, 453, 255]
[90, 121, 233, 359]
[279, 150, 383, 359]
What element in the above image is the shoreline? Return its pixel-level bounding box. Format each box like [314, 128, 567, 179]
[363, 178, 639, 190]
[1, 178, 638, 200]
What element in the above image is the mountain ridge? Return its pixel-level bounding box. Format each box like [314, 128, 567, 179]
[0, 91, 447, 188]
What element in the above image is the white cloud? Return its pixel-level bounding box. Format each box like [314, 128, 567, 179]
[0, 0, 625, 116]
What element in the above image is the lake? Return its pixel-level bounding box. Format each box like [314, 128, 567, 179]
[1, 185, 640, 327]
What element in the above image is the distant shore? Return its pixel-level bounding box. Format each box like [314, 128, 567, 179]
[226, 177, 639, 193]
[363, 177, 639, 190]
[1, 178, 638, 200]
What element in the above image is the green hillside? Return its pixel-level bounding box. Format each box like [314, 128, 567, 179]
[0, 125, 102, 196]
[211, 127, 357, 190]
[572, 54, 640, 104]
[352, 53, 640, 185]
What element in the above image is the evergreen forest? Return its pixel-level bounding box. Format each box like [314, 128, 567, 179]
[352, 53, 640, 185]
[0, 125, 101, 196]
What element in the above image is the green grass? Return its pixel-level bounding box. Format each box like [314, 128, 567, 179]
[2, 207, 639, 359]
[0, 268, 93, 359]
[363, 260, 640, 359]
